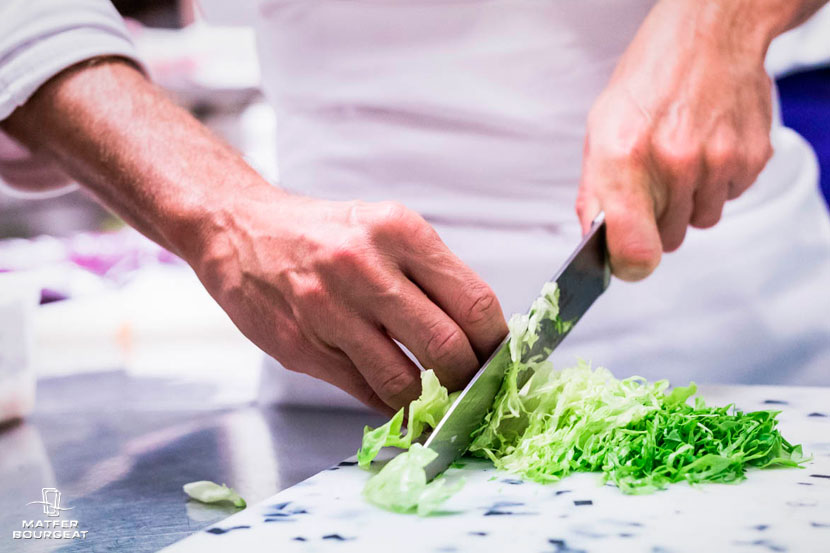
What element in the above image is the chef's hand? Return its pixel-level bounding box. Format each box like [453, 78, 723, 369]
[576, 0, 780, 280]
[191, 189, 507, 413]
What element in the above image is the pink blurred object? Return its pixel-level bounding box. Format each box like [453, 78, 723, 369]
[64, 228, 181, 278]
[0, 227, 184, 303]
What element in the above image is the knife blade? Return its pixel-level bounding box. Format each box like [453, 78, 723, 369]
[422, 213, 610, 481]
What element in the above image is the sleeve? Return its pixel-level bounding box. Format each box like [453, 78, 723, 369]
[0, 0, 143, 198]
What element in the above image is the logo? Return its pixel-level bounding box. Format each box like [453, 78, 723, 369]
[11, 488, 87, 541]
[26, 488, 74, 517]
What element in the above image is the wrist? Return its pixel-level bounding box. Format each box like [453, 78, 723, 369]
[166, 173, 285, 267]
[657, 0, 780, 62]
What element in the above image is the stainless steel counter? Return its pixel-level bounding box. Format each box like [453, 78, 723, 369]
[0, 371, 385, 553]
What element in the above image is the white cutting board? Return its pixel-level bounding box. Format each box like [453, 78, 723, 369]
[161, 385, 830, 553]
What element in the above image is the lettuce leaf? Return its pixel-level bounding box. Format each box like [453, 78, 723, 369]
[362, 443, 465, 516]
[357, 409, 405, 468]
[405, 368, 459, 441]
[183, 481, 246, 508]
[357, 370, 462, 514]
[357, 369, 457, 468]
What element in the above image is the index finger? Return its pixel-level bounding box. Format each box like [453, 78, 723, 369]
[373, 275, 480, 393]
[399, 229, 508, 363]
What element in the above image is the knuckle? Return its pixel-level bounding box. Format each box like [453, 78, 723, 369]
[343, 199, 373, 228]
[593, 131, 650, 167]
[585, 112, 650, 166]
[292, 276, 327, 309]
[376, 369, 417, 403]
[328, 234, 370, 272]
[364, 201, 424, 243]
[373, 279, 406, 310]
[705, 124, 740, 168]
[424, 321, 467, 367]
[705, 139, 737, 170]
[408, 216, 439, 247]
[461, 283, 499, 326]
[652, 138, 701, 177]
[376, 201, 415, 227]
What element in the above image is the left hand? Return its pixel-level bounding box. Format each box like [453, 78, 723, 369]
[576, 0, 775, 281]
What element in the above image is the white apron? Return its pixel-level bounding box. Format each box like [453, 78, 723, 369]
[251, 0, 830, 408]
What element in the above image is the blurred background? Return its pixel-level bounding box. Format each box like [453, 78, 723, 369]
[0, 0, 829, 412]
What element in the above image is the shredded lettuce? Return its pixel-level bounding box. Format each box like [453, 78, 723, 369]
[357, 370, 464, 516]
[468, 363, 805, 493]
[357, 370, 458, 468]
[183, 481, 246, 508]
[357, 371, 463, 515]
[357, 409, 405, 468]
[357, 281, 806, 513]
[362, 444, 465, 516]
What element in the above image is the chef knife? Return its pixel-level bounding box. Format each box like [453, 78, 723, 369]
[422, 212, 610, 481]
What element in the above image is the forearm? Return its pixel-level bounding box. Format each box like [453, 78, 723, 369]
[0, 58, 280, 260]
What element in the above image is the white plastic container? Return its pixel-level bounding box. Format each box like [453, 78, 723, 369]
[0, 273, 38, 424]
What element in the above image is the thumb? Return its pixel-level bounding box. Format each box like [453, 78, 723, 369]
[575, 182, 602, 236]
[580, 159, 662, 282]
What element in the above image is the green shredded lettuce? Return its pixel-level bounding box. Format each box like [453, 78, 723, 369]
[363, 444, 465, 516]
[183, 481, 246, 508]
[357, 409, 405, 468]
[358, 370, 463, 515]
[357, 370, 458, 468]
[357, 281, 806, 513]
[468, 363, 805, 493]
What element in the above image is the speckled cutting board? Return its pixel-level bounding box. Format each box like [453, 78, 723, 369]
[161, 385, 830, 553]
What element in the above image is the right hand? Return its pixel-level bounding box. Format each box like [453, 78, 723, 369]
[188, 187, 508, 414]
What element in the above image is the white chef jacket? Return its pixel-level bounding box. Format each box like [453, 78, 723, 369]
[0, 0, 137, 197]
